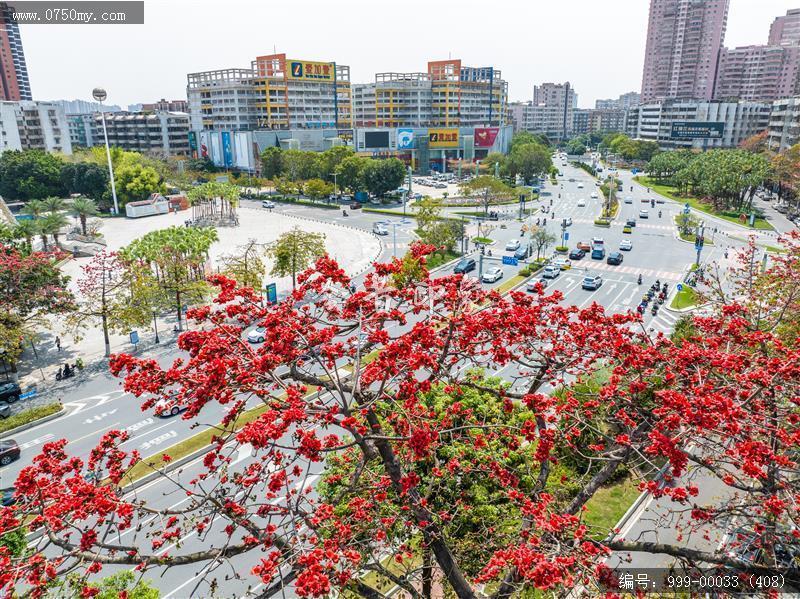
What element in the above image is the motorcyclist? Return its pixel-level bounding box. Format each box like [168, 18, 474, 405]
[658, 210, 662, 218]
[638, 274, 642, 285]
[342, 210, 348, 217]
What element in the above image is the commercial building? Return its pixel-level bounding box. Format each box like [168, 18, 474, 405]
[142, 99, 188, 113]
[625, 99, 770, 149]
[69, 111, 190, 156]
[641, 0, 730, 102]
[769, 9, 800, 46]
[0, 101, 71, 154]
[767, 96, 800, 151]
[571, 109, 590, 135]
[715, 44, 800, 102]
[0, 2, 31, 100]
[352, 60, 507, 129]
[187, 53, 352, 132]
[190, 125, 513, 175]
[595, 92, 641, 110]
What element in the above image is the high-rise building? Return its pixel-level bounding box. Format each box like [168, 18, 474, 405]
[0, 3, 31, 100]
[641, 0, 730, 102]
[91, 111, 190, 157]
[52, 99, 122, 114]
[769, 9, 800, 46]
[768, 95, 800, 151]
[0, 101, 71, 154]
[715, 44, 800, 102]
[595, 92, 641, 110]
[352, 60, 506, 128]
[187, 53, 352, 131]
[525, 82, 576, 140]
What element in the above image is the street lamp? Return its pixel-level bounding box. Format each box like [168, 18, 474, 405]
[92, 87, 119, 216]
[330, 172, 338, 203]
[152, 311, 160, 344]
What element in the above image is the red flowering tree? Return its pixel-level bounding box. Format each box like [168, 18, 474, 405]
[0, 243, 74, 374]
[4, 238, 800, 597]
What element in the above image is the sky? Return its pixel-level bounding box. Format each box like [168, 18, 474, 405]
[22, 0, 800, 109]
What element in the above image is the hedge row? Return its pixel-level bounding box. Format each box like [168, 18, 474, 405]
[0, 402, 62, 435]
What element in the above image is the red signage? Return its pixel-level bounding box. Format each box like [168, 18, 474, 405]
[474, 127, 499, 148]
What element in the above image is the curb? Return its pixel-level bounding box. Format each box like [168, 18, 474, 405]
[0, 404, 65, 439]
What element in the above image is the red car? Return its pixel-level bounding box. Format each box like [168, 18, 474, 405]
[576, 241, 591, 251]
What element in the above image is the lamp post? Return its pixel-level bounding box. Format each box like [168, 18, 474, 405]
[92, 88, 119, 215]
[152, 311, 160, 344]
[330, 172, 338, 203]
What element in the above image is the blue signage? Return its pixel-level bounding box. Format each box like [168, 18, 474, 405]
[677, 283, 683, 292]
[221, 131, 233, 167]
[502, 256, 519, 266]
[397, 128, 414, 150]
[129, 331, 140, 345]
[264, 283, 278, 305]
[564, 232, 570, 241]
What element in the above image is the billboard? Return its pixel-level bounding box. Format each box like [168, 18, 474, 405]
[428, 128, 459, 148]
[286, 59, 335, 82]
[221, 131, 233, 167]
[397, 128, 415, 149]
[364, 130, 390, 149]
[337, 129, 354, 143]
[474, 127, 499, 148]
[670, 121, 724, 140]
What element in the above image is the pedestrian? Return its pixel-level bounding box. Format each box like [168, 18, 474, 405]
[55, 336, 61, 352]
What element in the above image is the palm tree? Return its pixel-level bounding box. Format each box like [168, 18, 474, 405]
[69, 197, 99, 236]
[42, 196, 66, 214]
[13, 219, 37, 249]
[22, 199, 46, 219]
[38, 212, 69, 250]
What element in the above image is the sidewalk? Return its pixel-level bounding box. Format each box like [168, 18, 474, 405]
[13, 206, 382, 391]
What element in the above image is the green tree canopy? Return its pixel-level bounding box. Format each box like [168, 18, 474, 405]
[265, 227, 326, 289]
[60, 162, 109, 201]
[0, 150, 66, 201]
[506, 142, 553, 182]
[260, 147, 285, 180]
[362, 157, 406, 197]
[334, 155, 367, 192]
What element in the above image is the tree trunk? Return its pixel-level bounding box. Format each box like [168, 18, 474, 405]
[80, 215, 87, 236]
[175, 290, 183, 331]
[101, 313, 111, 357]
[422, 545, 433, 599]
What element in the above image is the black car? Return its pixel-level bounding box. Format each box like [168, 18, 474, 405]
[626, 219, 637, 228]
[568, 248, 586, 260]
[0, 440, 20, 467]
[0, 382, 20, 404]
[0, 487, 16, 507]
[0, 403, 10, 419]
[607, 251, 624, 265]
[349, 202, 362, 210]
[454, 258, 476, 274]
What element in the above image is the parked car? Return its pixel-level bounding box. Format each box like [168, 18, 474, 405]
[619, 239, 633, 251]
[350, 202, 363, 210]
[454, 258, 476, 274]
[582, 275, 603, 290]
[639, 209, 649, 219]
[577, 199, 586, 207]
[542, 265, 560, 279]
[577, 241, 591, 251]
[0, 440, 20, 467]
[526, 278, 549, 293]
[607, 251, 624, 265]
[261, 200, 275, 209]
[591, 247, 606, 260]
[0, 487, 15, 507]
[247, 327, 266, 344]
[0, 403, 10, 419]
[569, 248, 586, 260]
[481, 267, 504, 283]
[514, 244, 532, 260]
[0, 382, 20, 404]
[505, 239, 521, 252]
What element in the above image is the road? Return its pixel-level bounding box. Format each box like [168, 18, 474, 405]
[3, 160, 768, 597]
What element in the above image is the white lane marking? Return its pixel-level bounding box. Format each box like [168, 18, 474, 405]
[83, 408, 118, 424]
[140, 430, 177, 452]
[71, 422, 121, 445]
[19, 434, 54, 450]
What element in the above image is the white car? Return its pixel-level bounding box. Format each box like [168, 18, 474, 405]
[481, 267, 504, 283]
[154, 392, 187, 418]
[619, 239, 633, 251]
[542, 265, 560, 279]
[526, 278, 549, 293]
[639, 209, 649, 219]
[505, 239, 521, 252]
[590, 192, 599, 199]
[553, 257, 572, 270]
[624, 196, 633, 204]
[247, 326, 266, 344]
[577, 183, 584, 189]
[577, 199, 586, 207]
[261, 200, 275, 209]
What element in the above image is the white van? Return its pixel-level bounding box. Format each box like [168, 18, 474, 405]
[373, 223, 389, 236]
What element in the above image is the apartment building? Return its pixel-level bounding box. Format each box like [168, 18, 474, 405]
[85, 111, 190, 156]
[142, 99, 189, 113]
[595, 92, 641, 110]
[186, 68, 260, 131]
[641, 0, 730, 101]
[0, 2, 31, 101]
[715, 44, 800, 102]
[768, 96, 800, 151]
[352, 72, 432, 128]
[769, 9, 800, 46]
[0, 101, 71, 154]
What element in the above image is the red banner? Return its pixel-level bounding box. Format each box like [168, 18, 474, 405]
[474, 127, 499, 148]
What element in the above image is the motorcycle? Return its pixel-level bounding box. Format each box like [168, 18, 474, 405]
[638, 275, 642, 285]
[637, 304, 645, 315]
[342, 210, 348, 217]
[658, 210, 662, 218]
[55, 364, 75, 381]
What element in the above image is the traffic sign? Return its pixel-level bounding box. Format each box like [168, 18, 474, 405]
[564, 232, 570, 241]
[684, 203, 690, 215]
[677, 283, 683, 292]
[129, 331, 140, 346]
[264, 282, 278, 304]
[502, 256, 519, 266]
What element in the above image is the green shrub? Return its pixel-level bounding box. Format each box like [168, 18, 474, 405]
[554, 245, 568, 252]
[0, 402, 62, 434]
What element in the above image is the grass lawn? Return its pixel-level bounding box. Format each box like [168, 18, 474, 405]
[472, 236, 493, 244]
[636, 176, 774, 231]
[0, 402, 62, 434]
[425, 249, 461, 270]
[670, 286, 699, 310]
[583, 476, 641, 539]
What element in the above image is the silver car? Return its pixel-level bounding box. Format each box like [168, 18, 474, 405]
[481, 267, 504, 283]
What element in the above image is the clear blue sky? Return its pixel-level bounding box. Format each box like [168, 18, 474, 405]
[23, 0, 800, 108]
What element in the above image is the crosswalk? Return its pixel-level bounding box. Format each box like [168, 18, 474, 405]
[569, 261, 683, 281]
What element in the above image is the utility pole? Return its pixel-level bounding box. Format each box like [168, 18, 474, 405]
[695, 221, 705, 267]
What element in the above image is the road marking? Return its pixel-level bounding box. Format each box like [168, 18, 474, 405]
[71, 422, 121, 445]
[83, 408, 118, 424]
[119, 420, 175, 447]
[19, 434, 54, 450]
[140, 430, 177, 452]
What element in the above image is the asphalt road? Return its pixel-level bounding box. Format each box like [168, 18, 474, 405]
[3, 160, 761, 597]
